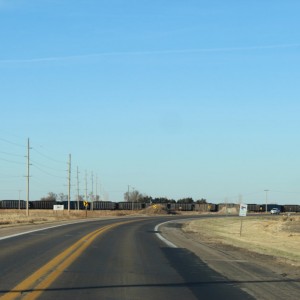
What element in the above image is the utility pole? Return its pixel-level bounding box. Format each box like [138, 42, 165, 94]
[76, 166, 80, 210]
[85, 170, 88, 204]
[128, 185, 130, 203]
[95, 174, 98, 202]
[132, 187, 135, 210]
[18, 189, 22, 210]
[264, 189, 269, 213]
[25, 138, 31, 217]
[238, 194, 243, 205]
[99, 181, 102, 201]
[91, 171, 94, 211]
[68, 154, 71, 214]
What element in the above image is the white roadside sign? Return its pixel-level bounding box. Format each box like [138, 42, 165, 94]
[53, 205, 64, 211]
[239, 204, 248, 217]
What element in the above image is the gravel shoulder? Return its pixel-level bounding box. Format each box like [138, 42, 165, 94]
[160, 219, 300, 300]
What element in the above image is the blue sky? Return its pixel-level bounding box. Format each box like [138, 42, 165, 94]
[0, 0, 300, 204]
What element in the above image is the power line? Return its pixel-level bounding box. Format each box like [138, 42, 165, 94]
[30, 177, 65, 188]
[0, 188, 23, 191]
[31, 147, 66, 164]
[0, 137, 25, 148]
[0, 151, 24, 158]
[31, 159, 66, 173]
[31, 164, 66, 179]
[0, 175, 23, 179]
[0, 157, 25, 165]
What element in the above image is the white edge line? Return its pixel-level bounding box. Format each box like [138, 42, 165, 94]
[0, 219, 94, 241]
[154, 221, 178, 248]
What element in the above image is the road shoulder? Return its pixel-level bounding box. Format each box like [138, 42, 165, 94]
[160, 220, 300, 300]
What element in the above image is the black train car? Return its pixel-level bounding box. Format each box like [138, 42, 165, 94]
[30, 200, 56, 209]
[195, 203, 217, 212]
[282, 205, 300, 213]
[173, 203, 194, 211]
[247, 204, 261, 212]
[93, 201, 117, 210]
[118, 202, 143, 210]
[0, 200, 26, 209]
[60, 201, 87, 210]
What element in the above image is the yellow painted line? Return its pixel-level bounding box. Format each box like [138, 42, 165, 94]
[1, 220, 138, 300]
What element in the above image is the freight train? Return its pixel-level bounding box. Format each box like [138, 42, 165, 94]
[0, 200, 299, 213]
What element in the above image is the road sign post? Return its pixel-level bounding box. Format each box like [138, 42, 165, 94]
[239, 204, 247, 237]
[84, 201, 88, 218]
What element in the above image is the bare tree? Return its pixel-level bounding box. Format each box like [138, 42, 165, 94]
[124, 190, 144, 202]
[40, 192, 57, 201]
[58, 193, 68, 201]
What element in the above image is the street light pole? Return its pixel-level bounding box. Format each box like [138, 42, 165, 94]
[264, 190, 269, 213]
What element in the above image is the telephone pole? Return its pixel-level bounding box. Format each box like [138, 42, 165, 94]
[95, 174, 98, 202]
[25, 138, 31, 217]
[85, 170, 88, 204]
[18, 189, 22, 210]
[264, 189, 269, 213]
[68, 154, 71, 214]
[91, 171, 94, 211]
[76, 166, 80, 210]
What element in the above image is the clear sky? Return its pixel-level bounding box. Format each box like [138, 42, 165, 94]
[1, 0, 300, 205]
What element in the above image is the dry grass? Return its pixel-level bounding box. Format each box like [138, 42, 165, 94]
[0, 206, 174, 227]
[183, 215, 300, 266]
[0, 209, 134, 226]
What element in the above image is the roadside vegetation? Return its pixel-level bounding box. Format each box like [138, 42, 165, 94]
[183, 215, 300, 266]
[0, 205, 176, 226]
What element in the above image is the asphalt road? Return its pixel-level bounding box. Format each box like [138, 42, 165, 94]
[0, 216, 254, 300]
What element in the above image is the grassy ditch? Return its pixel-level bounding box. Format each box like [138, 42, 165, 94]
[183, 215, 300, 266]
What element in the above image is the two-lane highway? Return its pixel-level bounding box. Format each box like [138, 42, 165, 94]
[0, 217, 253, 299]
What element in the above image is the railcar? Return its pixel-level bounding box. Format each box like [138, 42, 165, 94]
[0, 200, 26, 209]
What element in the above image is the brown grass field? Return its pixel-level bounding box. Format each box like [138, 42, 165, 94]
[0, 205, 172, 226]
[183, 215, 300, 266]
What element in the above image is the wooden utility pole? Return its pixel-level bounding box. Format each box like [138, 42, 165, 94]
[264, 189, 269, 213]
[68, 154, 71, 214]
[91, 171, 94, 211]
[95, 174, 98, 202]
[85, 170, 88, 204]
[76, 166, 80, 210]
[26, 138, 30, 217]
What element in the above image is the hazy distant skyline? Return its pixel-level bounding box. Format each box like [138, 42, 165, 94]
[1, 1, 300, 204]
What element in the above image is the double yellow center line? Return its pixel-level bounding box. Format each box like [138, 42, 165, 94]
[1, 220, 136, 300]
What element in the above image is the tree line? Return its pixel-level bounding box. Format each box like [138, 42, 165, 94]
[123, 190, 207, 204]
[40, 192, 100, 202]
[40, 191, 207, 204]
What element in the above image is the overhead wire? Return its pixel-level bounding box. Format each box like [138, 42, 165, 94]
[31, 164, 66, 179]
[0, 137, 26, 148]
[0, 136, 83, 200]
[0, 150, 24, 158]
[31, 147, 66, 164]
[0, 157, 25, 165]
[31, 159, 66, 173]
